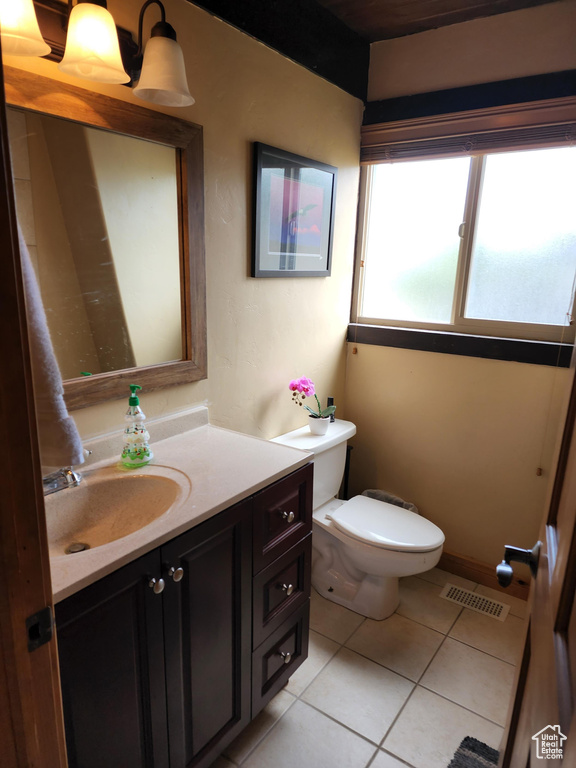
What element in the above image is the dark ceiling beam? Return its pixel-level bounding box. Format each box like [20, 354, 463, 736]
[364, 70, 576, 124]
[187, 0, 370, 101]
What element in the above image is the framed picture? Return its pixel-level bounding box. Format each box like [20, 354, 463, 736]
[252, 143, 337, 277]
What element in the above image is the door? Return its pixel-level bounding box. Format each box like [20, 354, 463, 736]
[162, 499, 252, 768]
[502, 359, 576, 766]
[55, 551, 169, 768]
[0, 44, 68, 768]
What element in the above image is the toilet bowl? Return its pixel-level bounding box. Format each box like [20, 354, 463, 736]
[272, 419, 445, 620]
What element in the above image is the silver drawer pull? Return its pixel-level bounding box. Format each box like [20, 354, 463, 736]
[168, 566, 184, 582]
[279, 651, 292, 664]
[281, 510, 295, 523]
[149, 577, 165, 595]
[280, 583, 294, 596]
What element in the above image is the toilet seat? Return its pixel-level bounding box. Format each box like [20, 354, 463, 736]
[326, 495, 444, 553]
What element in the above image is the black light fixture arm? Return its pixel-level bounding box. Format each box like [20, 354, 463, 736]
[136, 0, 176, 57]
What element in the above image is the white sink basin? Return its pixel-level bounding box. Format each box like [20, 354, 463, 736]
[45, 465, 188, 557]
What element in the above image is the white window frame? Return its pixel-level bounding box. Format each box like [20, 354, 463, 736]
[353, 97, 576, 345]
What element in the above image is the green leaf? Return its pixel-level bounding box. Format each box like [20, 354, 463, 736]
[320, 405, 337, 418]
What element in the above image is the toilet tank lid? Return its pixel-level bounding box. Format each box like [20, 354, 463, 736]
[271, 419, 356, 454]
[327, 495, 445, 552]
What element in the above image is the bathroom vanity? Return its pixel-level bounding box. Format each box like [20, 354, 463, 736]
[48, 418, 313, 768]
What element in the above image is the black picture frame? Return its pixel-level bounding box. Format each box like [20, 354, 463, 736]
[252, 142, 337, 278]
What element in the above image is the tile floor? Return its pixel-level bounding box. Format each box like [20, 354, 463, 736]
[212, 568, 527, 768]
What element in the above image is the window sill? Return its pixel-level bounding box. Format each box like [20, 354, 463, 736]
[347, 324, 573, 368]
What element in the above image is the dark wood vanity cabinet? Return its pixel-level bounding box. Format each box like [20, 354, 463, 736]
[55, 463, 312, 768]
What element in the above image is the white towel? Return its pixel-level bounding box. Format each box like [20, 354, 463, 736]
[19, 225, 84, 468]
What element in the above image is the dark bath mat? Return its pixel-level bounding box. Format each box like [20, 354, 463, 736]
[448, 736, 499, 768]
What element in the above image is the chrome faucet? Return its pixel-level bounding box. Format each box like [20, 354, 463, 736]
[43, 467, 82, 496]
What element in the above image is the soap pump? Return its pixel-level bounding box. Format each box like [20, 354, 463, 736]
[121, 384, 153, 468]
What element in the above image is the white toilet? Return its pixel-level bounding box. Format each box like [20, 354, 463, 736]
[272, 419, 445, 620]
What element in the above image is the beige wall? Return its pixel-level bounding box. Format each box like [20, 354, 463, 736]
[344, 344, 572, 565]
[4, 0, 363, 440]
[368, 0, 576, 101]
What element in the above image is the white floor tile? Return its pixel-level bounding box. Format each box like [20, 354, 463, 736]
[420, 637, 516, 725]
[416, 567, 477, 591]
[345, 613, 444, 682]
[310, 588, 366, 644]
[224, 689, 295, 764]
[474, 585, 528, 619]
[302, 647, 414, 744]
[383, 687, 503, 768]
[284, 629, 340, 696]
[370, 751, 412, 768]
[396, 576, 463, 634]
[449, 609, 527, 665]
[242, 700, 376, 768]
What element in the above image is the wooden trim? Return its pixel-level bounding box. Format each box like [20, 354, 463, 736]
[4, 66, 197, 147]
[188, 0, 369, 101]
[0, 54, 67, 768]
[439, 551, 530, 601]
[361, 94, 576, 163]
[4, 66, 208, 410]
[364, 95, 576, 146]
[347, 324, 573, 368]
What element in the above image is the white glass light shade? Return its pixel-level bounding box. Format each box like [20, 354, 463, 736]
[133, 36, 194, 107]
[0, 0, 51, 56]
[58, 2, 129, 84]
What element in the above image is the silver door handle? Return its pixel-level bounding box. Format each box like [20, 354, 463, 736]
[496, 542, 541, 587]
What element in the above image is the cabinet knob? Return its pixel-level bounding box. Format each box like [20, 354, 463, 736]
[281, 510, 295, 524]
[279, 651, 292, 664]
[149, 577, 165, 594]
[280, 583, 294, 596]
[168, 566, 184, 583]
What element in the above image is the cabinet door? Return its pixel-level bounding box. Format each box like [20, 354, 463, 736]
[162, 500, 252, 768]
[56, 551, 169, 768]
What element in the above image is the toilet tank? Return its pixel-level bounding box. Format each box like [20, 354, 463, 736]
[271, 419, 356, 510]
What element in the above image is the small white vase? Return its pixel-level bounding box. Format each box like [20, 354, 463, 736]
[309, 416, 330, 435]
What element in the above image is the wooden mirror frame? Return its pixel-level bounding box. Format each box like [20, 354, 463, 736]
[4, 66, 207, 410]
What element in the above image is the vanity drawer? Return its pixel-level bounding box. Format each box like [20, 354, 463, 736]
[251, 601, 310, 717]
[253, 534, 311, 648]
[253, 463, 313, 574]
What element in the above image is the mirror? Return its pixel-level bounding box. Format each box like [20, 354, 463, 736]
[4, 66, 206, 410]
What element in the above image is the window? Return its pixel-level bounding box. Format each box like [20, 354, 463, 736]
[355, 146, 576, 343]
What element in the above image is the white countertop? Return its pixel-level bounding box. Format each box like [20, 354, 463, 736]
[48, 424, 311, 602]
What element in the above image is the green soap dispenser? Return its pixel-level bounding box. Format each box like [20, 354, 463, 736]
[121, 384, 153, 468]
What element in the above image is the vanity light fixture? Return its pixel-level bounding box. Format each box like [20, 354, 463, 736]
[58, 0, 130, 84]
[132, 0, 194, 107]
[0, 0, 51, 57]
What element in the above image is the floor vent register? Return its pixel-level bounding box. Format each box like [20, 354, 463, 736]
[440, 584, 510, 621]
